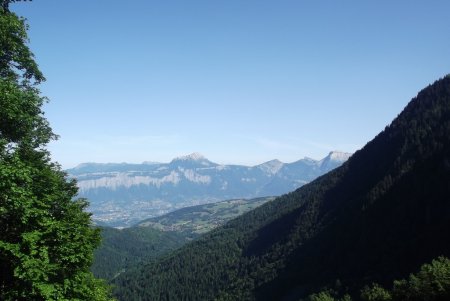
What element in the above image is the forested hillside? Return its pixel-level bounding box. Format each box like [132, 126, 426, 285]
[92, 197, 274, 280]
[92, 227, 190, 281]
[112, 75, 450, 300]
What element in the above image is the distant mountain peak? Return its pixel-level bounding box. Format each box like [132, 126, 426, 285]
[169, 153, 217, 168]
[258, 159, 285, 174]
[72, 162, 96, 169]
[302, 156, 317, 162]
[317, 151, 352, 171]
[327, 151, 352, 161]
[174, 152, 206, 161]
[268, 159, 283, 164]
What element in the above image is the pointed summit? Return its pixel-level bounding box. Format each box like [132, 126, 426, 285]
[174, 152, 206, 161]
[327, 151, 352, 162]
[170, 153, 217, 168]
[318, 151, 352, 170]
[257, 159, 285, 175]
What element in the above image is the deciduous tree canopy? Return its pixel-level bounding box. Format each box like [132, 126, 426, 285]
[0, 2, 113, 300]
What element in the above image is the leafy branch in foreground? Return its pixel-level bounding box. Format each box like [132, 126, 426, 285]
[306, 256, 450, 301]
[0, 3, 114, 300]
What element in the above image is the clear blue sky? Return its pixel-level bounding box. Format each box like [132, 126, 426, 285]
[12, 0, 450, 168]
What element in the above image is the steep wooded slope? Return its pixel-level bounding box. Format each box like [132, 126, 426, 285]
[113, 76, 450, 300]
[92, 227, 190, 281]
[92, 197, 273, 280]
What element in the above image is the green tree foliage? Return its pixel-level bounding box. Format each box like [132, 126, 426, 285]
[308, 257, 450, 301]
[305, 291, 352, 301]
[360, 284, 392, 301]
[0, 2, 114, 300]
[307, 291, 337, 301]
[391, 256, 450, 301]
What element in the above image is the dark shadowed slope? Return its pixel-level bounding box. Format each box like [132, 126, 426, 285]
[113, 76, 450, 301]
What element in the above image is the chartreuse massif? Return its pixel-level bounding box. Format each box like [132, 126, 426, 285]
[113, 76, 450, 301]
[0, 1, 114, 300]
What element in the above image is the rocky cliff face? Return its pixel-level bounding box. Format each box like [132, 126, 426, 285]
[68, 151, 351, 227]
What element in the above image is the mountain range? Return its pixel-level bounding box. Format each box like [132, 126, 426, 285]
[111, 76, 450, 300]
[68, 151, 350, 227]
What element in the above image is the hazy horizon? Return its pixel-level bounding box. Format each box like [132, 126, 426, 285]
[12, 0, 450, 169]
[67, 150, 353, 169]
